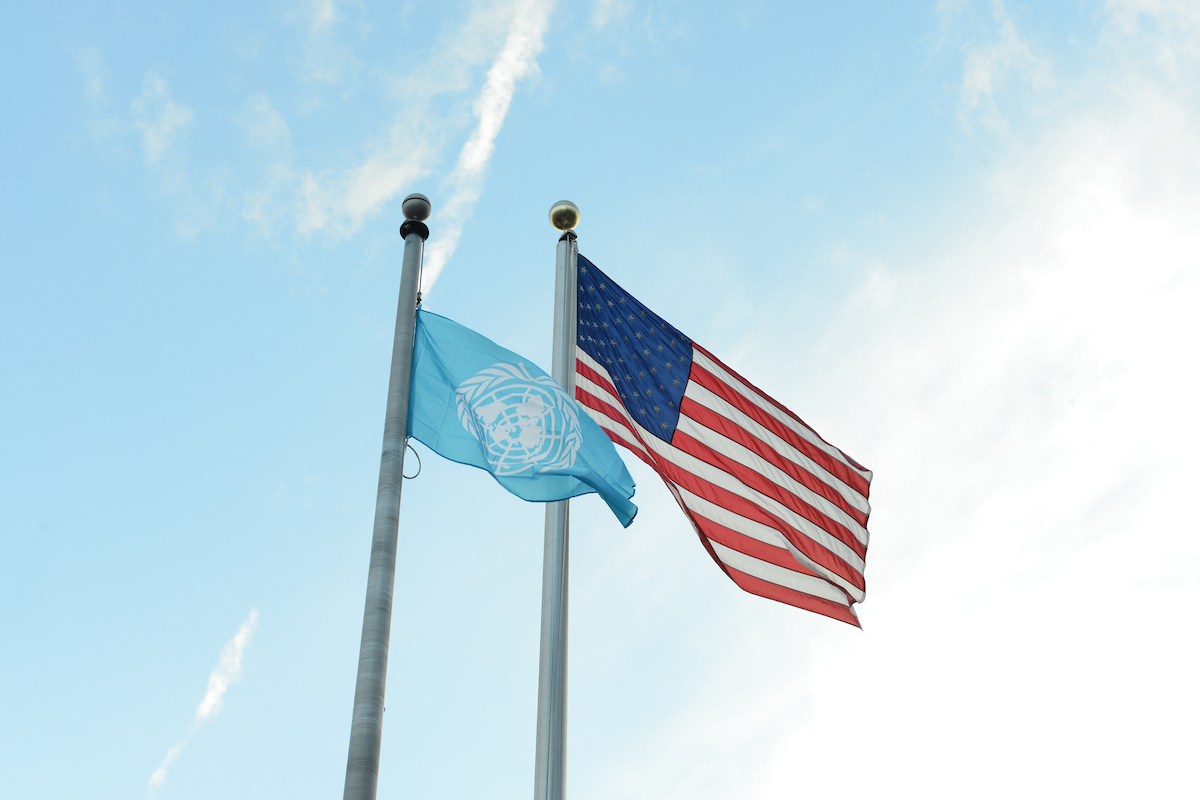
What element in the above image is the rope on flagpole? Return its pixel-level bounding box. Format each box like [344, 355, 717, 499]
[342, 192, 431, 800]
[403, 444, 421, 480]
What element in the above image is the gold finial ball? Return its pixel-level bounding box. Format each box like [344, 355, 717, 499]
[549, 200, 580, 231]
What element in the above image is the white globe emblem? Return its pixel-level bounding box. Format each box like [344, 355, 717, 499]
[455, 363, 582, 476]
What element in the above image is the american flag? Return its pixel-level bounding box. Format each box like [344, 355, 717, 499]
[573, 255, 872, 626]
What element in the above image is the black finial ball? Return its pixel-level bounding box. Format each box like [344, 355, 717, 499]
[402, 193, 431, 221]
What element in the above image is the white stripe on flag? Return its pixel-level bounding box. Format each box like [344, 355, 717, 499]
[707, 541, 851, 606]
[675, 406, 870, 545]
[682, 379, 871, 518]
[634, 429, 866, 574]
[673, 485, 865, 603]
[585, 401, 645, 456]
[692, 349, 873, 486]
[661, 481, 855, 615]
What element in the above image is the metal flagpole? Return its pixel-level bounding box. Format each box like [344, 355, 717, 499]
[534, 201, 582, 800]
[342, 193, 431, 800]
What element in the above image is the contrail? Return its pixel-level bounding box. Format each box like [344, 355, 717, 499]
[194, 608, 258, 722]
[421, 0, 555, 293]
[149, 609, 259, 795]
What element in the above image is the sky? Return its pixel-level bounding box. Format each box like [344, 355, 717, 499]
[1, 1, 1198, 798]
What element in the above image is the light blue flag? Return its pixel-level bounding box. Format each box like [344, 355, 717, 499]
[408, 309, 637, 527]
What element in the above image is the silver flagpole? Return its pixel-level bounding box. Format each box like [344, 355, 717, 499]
[343, 193, 431, 800]
[534, 201, 582, 800]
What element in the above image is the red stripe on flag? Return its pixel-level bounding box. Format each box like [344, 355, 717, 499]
[681, 397, 869, 528]
[724, 565, 862, 627]
[648, 446, 865, 593]
[575, 389, 658, 470]
[576, 358, 620, 401]
[693, 514, 844, 589]
[694, 344, 870, 475]
[670, 427, 868, 559]
[658, 482, 746, 589]
[689, 356, 871, 500]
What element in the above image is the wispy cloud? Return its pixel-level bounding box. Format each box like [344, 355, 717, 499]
[1106, 0, 1200, 75]
[287, 0, 358, 85]
[295, 134, 436, 238]
[77, 48, 105, 100]
[237, 93, 296, 236]
[422, 0, 555, 292]
[239, 92, 292, 153]
[131, 73, 193, 164]
[955, 0, 1048, 130]
[149, 609, 259, 795]
[77, 48, 126, 142]
[288, 0, 554, 289]
[292, 1, 554, 251]
[194, 609, 258, 722]
[148, 743, 184, 794]
[113, 3, 554, 258]
[591, 0, 631, 28]
[128, 72, 225, 239]
[307, 0, 342, 32]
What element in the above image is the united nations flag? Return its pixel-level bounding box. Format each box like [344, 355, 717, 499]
[408, 310, 637, 526]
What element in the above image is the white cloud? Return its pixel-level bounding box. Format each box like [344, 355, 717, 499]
[935, 0, 970, 17]
[421, 0, 555, 293]
[790, 66, 1200, 800]
[1105, 0, 1200, 76]
[149, 609, 259, 796]
[306, 0, 342, 32]
[287, 0, 357, 85]
[131, 73, 194, 164]
[78, 49, 126, 142]
[592, 0, 631, 28]
[957, 0, 1048, 130]
[128, 73, 222, 238]
[295, 133, 435, 237]
[237, 94, 297, 235]
[1107, 0, 1200, 39]
[77, 48, 105, 100]
[239, 93, 292, 153]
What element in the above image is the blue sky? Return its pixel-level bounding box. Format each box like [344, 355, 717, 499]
[2, 1, 1198, 798]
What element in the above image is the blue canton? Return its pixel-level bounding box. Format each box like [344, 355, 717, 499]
[576, 255, 692, 443]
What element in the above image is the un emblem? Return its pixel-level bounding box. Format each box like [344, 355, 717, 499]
[455, 363, 582, 476]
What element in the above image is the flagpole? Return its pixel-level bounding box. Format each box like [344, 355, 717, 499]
[342, 193, 431, 800]
[533, 201, 581, 800]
